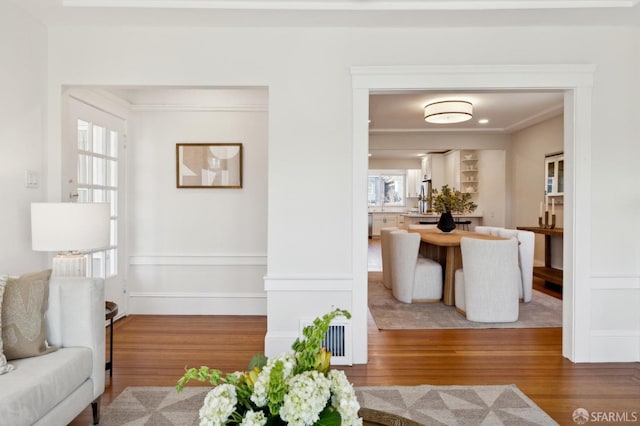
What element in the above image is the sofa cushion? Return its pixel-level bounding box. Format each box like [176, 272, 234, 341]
[0, 275, 14, 374]
[0, 347, 92, 426]
[1, 270, 57, 360]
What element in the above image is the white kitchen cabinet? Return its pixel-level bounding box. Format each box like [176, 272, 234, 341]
[371, 213, 398, 236]
[405, 169, 422, 198]
[460, 149, 479, 194]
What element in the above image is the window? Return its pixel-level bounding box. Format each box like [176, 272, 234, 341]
[77, 119, 119, 278]
[368, 170, 405, 208]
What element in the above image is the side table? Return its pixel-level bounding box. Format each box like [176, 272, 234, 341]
[105, 301, 118, 377]
[516, 226, 564, 288]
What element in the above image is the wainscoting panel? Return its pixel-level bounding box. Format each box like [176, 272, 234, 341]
[128, 254, 267, 315]
[264, 275, 354, 359]
[589, 275, 640, 362]
[129, 291, 267, 315]
[129, 254, 267, 266]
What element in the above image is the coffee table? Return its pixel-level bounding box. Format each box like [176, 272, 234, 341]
[360, 407, 421, 425]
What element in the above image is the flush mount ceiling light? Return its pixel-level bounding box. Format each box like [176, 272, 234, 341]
[424, 100, 473, 124]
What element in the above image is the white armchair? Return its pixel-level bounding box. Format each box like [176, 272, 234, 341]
[498, 228, 535, 303]
[454, 237, 520, 322]
[389, 230, 443, 303]
[380, 227, 400, 289]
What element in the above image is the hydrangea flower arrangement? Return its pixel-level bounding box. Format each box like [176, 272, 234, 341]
[176, 308, 362, 426]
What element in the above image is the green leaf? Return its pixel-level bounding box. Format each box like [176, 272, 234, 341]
[291, 308, 350, 375]
[314, 407, 342, 426]
[248, 353, 268, 370]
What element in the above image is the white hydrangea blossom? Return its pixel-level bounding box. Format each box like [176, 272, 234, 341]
[279, 370, 331, 426]
[328, 370, 363, 426]
[240, 410, 267, 426]
[250, 353, 297, 407]
[199, 384, 237, 426]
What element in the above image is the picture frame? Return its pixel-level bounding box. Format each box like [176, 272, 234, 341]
[176, 143, 243, 188]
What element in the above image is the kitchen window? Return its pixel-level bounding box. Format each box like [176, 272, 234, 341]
[368, 170, 406, 208]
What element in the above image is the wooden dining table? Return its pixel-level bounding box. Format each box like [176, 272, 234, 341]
[407, 228, 505, 305]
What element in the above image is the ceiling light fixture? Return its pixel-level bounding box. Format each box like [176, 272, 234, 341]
[424, 100, 473, 124]
[478, 118, 489, 124]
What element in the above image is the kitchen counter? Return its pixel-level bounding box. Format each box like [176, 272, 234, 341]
[402, 213, 483, 218]
[402, 212, 483, 229]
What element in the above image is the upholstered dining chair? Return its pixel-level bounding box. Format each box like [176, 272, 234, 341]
[408, 224, 438, 230]
[380, 227, 400, 289]
[474, 226, 504, 236]
[454, 237, 520, 322]
[498, 228, 535, 303]
[389, 230, 443, 304]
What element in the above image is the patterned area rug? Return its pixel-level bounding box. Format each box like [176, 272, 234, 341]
[356, 385, 558, 425]
[100, 384, 558, 425]
[368, 272, 562, 329]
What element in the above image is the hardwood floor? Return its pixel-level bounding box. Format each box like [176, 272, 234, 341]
[68, 241, 626, 425]
[70, 314, 639, 426]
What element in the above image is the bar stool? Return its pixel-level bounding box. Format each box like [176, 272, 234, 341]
[455, 220, 472, 231]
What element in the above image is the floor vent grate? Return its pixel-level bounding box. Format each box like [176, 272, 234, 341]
[300, 319, 352, 365]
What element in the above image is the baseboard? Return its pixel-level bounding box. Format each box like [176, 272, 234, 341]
[128, 292, 266, 315]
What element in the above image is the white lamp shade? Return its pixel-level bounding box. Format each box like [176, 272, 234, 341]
[424, 100, 473, 124]
[31, 202, 111, 252]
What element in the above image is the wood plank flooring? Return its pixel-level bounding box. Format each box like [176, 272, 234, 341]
[70, 314, 639, 426]
[68, 240, 630, 425]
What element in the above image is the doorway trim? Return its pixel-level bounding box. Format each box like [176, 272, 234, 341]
[351, 64, 595, 363]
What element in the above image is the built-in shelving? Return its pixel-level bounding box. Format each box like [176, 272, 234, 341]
[460, 149, 479, 194]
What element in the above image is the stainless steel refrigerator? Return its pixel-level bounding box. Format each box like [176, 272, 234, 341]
[419, 178, 432, 213]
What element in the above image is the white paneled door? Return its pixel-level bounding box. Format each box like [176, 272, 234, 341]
[65, 97, 127, 312]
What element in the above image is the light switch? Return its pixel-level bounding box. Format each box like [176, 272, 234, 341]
[25, 170, 40, 188]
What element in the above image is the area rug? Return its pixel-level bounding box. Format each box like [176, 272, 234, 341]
[368, 272, 562, 329]
[100, 384, 558, 425]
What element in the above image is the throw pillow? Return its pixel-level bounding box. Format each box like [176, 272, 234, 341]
[0, 275, 14, 374]
[1, 270, 57, 360]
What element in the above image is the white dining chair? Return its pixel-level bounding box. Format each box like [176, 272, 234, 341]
[454, 237, 520, 322]
[474, 226, 504, 236]
[380, 227, 400, 289]
[498, 228, 535, 303]
[408, 224, 438, 230]
[389, 230, 443, 304]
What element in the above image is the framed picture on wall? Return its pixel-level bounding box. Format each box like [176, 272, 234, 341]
[176, 143, 243, 188]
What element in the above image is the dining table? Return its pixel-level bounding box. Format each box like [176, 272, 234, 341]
[407, 228, 505, 305]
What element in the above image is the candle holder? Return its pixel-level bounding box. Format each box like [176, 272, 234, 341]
[538, 212, 556, 229]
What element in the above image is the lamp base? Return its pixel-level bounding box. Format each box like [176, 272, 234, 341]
[52, 253, 86, 277]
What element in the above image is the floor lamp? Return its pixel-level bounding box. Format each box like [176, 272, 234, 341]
[31, 202, 111, 277]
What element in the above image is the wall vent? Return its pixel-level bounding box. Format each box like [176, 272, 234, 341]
[299, 318, 352, 365]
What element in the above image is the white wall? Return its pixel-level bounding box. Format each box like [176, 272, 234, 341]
[127, 92, 268, 314]
[0, 2, 47, 274]
[41, 24, 640, 362]
[477, 150, 507, 227]
[511, 115, 564, 267]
